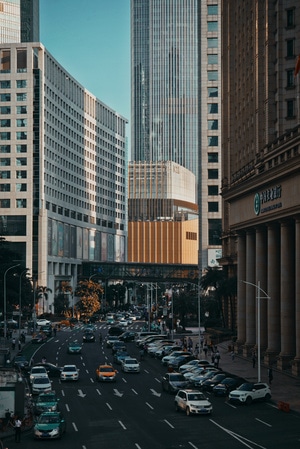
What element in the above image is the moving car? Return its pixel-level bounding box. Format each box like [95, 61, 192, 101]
[60, 365, 79, 381]
[106, 336, 120, 348]
[32, 376, 52, 395]
[31, 333, 47, 344]
[229, 382, 271, 405]
[95, 364, 118, 382]
[13, 355, 29, 370]
[113, 350, 130, 365]
[33, 363, 62, 378]
[67, 341, 82, 354]
[121, 358, 140, 373]
[161, 372, 190, 394]
[36, 319, 51, 326]
[29, 366, 49, 383]
[40, 325, 52, 337]
[111, 341, 127, 354]
[34, 392, 60, 415]
[33, 411, 66, 439]
[118, 331, 136, 342]
[82, 332, 95, 343]
[175, 389, 213, 416]
[108, 326, 124, 336]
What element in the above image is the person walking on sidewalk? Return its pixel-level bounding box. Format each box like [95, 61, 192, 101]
[268, 366, 273, 385]
[11, 337, 16, 350]
[13, 416, 22, 443]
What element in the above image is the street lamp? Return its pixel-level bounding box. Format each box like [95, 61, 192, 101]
[242, 280, 270, 382]
[18, 269, 28, 339]
[3, 263, 20, 340]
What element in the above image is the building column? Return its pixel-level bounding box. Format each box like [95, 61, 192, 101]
[277, 220, 295, 370]
[243, 231, 256, 356]
[292, 218, 300, 375]
[236, 232, 246, 348]
[255, 227, 268, 352]
[265, 224, 280, 364]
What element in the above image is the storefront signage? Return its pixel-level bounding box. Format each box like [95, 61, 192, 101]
[254, 185, 282, 216]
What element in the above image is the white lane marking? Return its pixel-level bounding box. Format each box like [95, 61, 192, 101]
[65, 404, 70, 412]
[146, 402, 154, 410]
[132, 388, 138, 395]
[119, 420, 126, 430]
[122, 377, 127, 383]
[144, 369, 149, 373]
[113, 389, 123, 397]
[255, 418, 272, 427]
[106, 402, 112, 410]
[188, 443, 199, 449]
[210, 419, 267, 449]
[135, 444, 142, 449]
[154, 377, 160, 383]
[61, 390, 65, 397]
[90, 378, 95, 383]
[96, 389, 102, 395]
[225, 401, 236, 409]
[150, 389, 161, 397]
[164, 419, 174, 429]
[72, 422, 78, 431]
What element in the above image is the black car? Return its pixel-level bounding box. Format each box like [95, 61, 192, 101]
[108, 326, 124, 336]
[111, 341, 127, 354]
[213, 377, 246, 397]
[32, 362, 62, 378]
[119, 331, 136, 342]
[161, 372, 189, 394]
[14, 355, 29, 370]
[40, 325, 52, 337]
[168, 355, 196, 370]
[83, 332, 95, 342]
[201, 372, 232, 392]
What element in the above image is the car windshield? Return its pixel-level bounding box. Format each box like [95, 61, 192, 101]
[170, 374, 185, 381]
[187, 393, 206, 401]
[237, 383, 254, 391]
[37, 395, 56, 403]
[63, 366, 76, 372]
[34, 378, 49, 384]
[32, 368, 46, 373]
[39, 415, 59, 424]
[125, 359, 137, 364]
[100, 367, 114, 372]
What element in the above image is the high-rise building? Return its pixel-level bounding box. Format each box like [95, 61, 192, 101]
[0, 0, 39, 43]
[130, 0, 222, 270]
[221, 1, 300, 374]
[0, 42, 128, 313]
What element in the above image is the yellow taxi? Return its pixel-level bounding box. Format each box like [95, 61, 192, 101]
[95, 364, 118, 382]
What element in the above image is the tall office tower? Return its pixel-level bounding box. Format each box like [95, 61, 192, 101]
[221, 1, 300, 374]
[0, 0, 39, 43]
[131, 0, 222, 270]
[0, 43, 128, 314]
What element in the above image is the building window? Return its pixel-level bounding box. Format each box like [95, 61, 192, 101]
[208, 185, 219, 195]
[208, 38, 218, 48]
[16, 132, 27, 140]
[0, 106, 10, 114]
[16, 158, 27, 166]
[0, 170, 10, 179]
[0, 132, 10, 140]
[0, 145, 10, 153]
[208, 103, 218, 113]
[0, 199, 10, 208]
[287, 69, 294, 88]
[16, 80, 27, 88]
[286, 9, 294, 28]
[208, 152, 218, 163]
[208, 120, 218, 130]
[0, 158, 10, 166]
[208, 54, 218, 65]
[16, 183, 27, 192]
[16, 144, 27, 153]
[286, 99, 295, 118]
[16, 93, 27, 101]
[208, 202, 219, 212]
[16, 106, 27, 114]
[0, 80, 10, 88]
[16, 119, 27, 127]
[207, 21, 218, 32]
[208, 87, 218, 97]
[0, 50, 11, 73]
[208, 71, 218, 81]
[0, 183, 10, 192]
[286, 39, 294, 58]
[0, 94, 10, 101]
[208, 169, 218, 179]
[17, 49, 27, 72]
[16, 199, 27, 208]
[208, 219, 222, 245]
[208, 5, 218, 15]
[208, 136, 218, 146]
[16, 170, 27, 179]
[0, 119, 10, 127]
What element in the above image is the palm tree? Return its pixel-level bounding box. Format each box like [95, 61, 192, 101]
[37, 285, 52, 315]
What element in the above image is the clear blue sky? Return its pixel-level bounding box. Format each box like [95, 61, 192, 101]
[40, 0, 130, 120]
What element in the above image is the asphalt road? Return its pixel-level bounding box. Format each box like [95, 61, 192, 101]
[6, 322, 300, 449]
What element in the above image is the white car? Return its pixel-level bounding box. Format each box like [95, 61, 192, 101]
[32, 376, 52, 395]
[229, 382, 271, 405]
[36, 319, 51, 326]
[162, 350, 191, 366]
[122, 358, 140, 373]
[175, 389, 213, 416]
[30, 366, 49, 384]
[60, 364, 79, 381]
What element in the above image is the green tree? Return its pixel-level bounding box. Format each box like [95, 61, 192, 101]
[37, 285, 53, 315]
[75, 280, 103, 319]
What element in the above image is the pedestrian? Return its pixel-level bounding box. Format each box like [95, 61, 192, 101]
[268, 366, 273, 385]
[18, 339, 21, 351]
[13, 416, 22, 443]
[252, 351, 256, 368]
[231, 350, 235, 361]
[211, 353, 215, 365]
[188, 337, 193, 352]
[215, 350, 220, 368]
[203, 343, 208, 357]
[194, 343, 199, 358]
[11, 337, 16, 350]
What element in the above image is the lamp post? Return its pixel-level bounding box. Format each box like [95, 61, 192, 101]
[18, 269, 27, 339]
[3, 263, 20, 340]
[242, 280, 270, 382]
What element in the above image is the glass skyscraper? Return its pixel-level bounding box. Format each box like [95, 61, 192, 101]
[0, 0, 39, 43]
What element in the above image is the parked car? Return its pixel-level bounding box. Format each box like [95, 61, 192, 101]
[162, 351, 192, 366]
[229, 382, 271, 405]
[67, 341, 82, 354]
[33, 411, 66, 439]
[201, 372, 232, 392]
[34, 392, 60, 415]
[118, 331, 136, 342]
[190, 368, 221, 388]
[121, 358, 140, 373]
[161, 372, 190, 394]
[13, 355, 29, 370]
[213, 377, 246, 397]
[31, 333, 47, 344]
[95, 364, 118, 382]
[155, 345, 182, 359]
[175, 389, 213, 416]
[39, 325, 52, 337]
[60, 365, 79, 381]
[168, 354, 196, 370]
[31, 376, 52, 395]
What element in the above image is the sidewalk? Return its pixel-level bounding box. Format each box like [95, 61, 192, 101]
[207, 340, 300, 414]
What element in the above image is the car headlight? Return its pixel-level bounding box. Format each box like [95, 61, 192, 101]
[50, 427, 59, 436]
